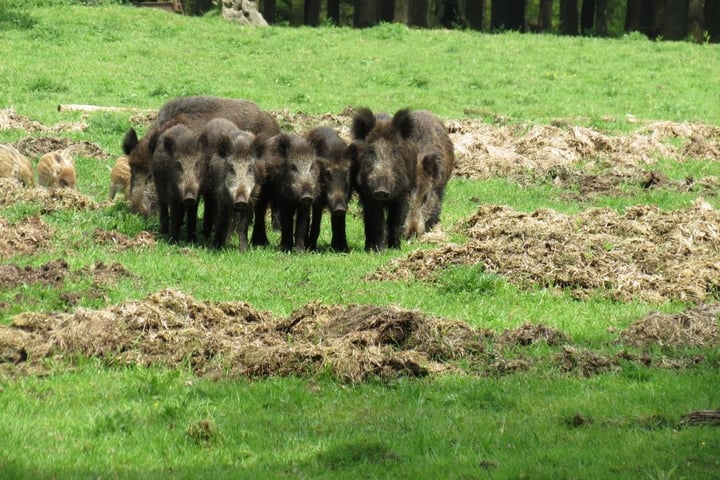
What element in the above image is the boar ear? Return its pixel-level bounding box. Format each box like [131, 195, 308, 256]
[421, 153, 442, 180]
[392, 109, 414, 139]
[216, 135, 233, 158]
[148, 129, 162, 154]
[162, 134, 177, 156]
[122, 128, 139, 155]
[197, 130, 210, 150]
[252, 133, 268, 158]
[274, 133, 292, 157]
[308, 131, 329, 157]
[351, 108, 376, 141]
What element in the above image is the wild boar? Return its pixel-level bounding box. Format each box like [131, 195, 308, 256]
[109, 155, 131, 200]
[208, 130, 266, 250]
[37, 149, 76, 189]
[403, 110, 454, 238]
[252, 134, 323, 252]
[349, 108, 417, 251]
[122, 96, 280, 217]
[0, 144, 33, 186]
[305, 126, 352, 252]
[151, 124, 204, 243]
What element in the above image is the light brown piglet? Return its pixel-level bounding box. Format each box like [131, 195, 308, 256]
[0, 144, 34, 186]
[109, 155, 131, 200]
[37, 149, 77, 189]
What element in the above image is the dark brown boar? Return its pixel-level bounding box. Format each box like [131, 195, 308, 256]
[208, 130, 267, 250]
[122, 96, 280, 217]
[350, 108, 417, 251]
[403, 110, 455, 238]
[252, 134, 323, 252]
[151, 124, 204, 243]
[196, 118, 247, 239]
[305, 126, 351, 252]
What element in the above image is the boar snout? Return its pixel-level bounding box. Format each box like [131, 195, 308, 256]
[372, 188, 391, 201]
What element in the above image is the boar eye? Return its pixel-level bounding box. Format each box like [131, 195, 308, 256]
[228, 164, 236, 175]
[174, 161, 183, 172]
[290, 163, 298, 173]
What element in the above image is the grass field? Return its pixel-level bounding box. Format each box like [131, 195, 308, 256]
[1, 4, 720, 479]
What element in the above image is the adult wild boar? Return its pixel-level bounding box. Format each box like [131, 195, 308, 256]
[305, 126, 352, 252]
[195, 118, 246, 239]
[252, 134, 323, 252]
[122, 96, 280, 217]
[402, 110, 454, 238]
[349, 108, 418, 251]
[207, 129, 266, 250]
[151, 124, 204, 243]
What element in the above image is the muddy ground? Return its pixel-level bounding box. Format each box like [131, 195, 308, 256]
[1, 108, 719, 381]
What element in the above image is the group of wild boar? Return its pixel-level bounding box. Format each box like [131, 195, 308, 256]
[2, 95, 455, 253]
[0, 144, 77, 189]
[122, 96, 455, 252]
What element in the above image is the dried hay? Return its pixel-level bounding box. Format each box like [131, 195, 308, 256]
[372, 199, 720, 303]
[0, 177, 99, 212]
[447, 119, 720, 181]
[91, 229, 157, 251]
[0, 215, 53, 259]
[620, 304, 720, 348]
[0, 289, 493, 382]
[14, 136, 110, 161]
[1, 289, 717, 380]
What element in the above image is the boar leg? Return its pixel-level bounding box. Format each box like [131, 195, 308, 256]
[330, 212, 349, 253]
[169, 201, 185, 244]
[362, 201, 386, 252]
[279, 204, 295, 252]
[306, 203, 323, 251]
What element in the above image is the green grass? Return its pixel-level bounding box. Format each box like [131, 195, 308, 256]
[1, 5, 719, 479]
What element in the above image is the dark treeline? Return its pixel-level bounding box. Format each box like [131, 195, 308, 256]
[240, 0, 720, 42]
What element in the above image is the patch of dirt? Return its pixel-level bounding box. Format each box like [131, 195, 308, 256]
[0, 259, 134, 290]
[0, 177, 100, 212]
[0, 215, 53, 259]
[555, 346, 619, 377]
[621, 304, 720, 348]
[0, 108, 87, 133]
[371, 199, 720, 303]
[495, 322, 568, 348]
[0, 259, 70, 288]
[14, 136, 111, 161]
[92, 229, 157, 252]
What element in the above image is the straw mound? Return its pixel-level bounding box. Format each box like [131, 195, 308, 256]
[372, 199, 720, 303]
[0, 177, 100, 212]
[92, 229, 157, 251]
[0, 215, 53, 259]
[1, 290, 715, 381]
[447, 120, 720, 180]
[14, 136, 110, 161]
[621, 304, 720, 348]
[0, 289, 491, 382]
